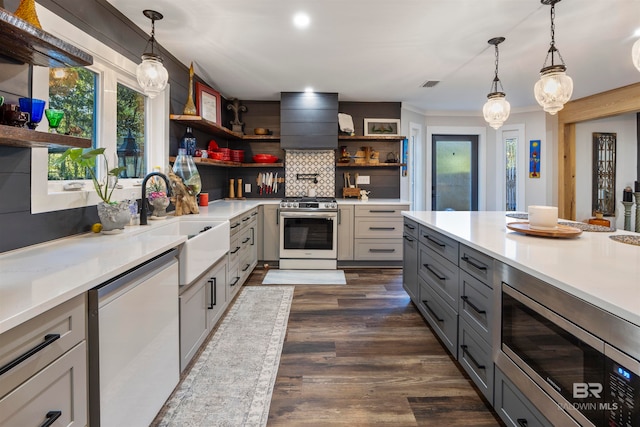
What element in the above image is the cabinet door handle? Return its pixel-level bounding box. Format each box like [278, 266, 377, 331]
[424, 264, 446, 282]
[251, 211, 258, 217]
[230, 246, 241, 254]
[461, 295, 486, 315]
[230, 277, 240, 287]
[242, 263, 250, 272]
[242, 237, 251, 244]
[403, 235, 415, 243]
[230, 222, 241, 229]
[369, 227, 395, 231]
[461, 255, 487, 271]
[276, 208, 280, 225]
[369, 210, 395, 213]
[207, 278, 217, 309]
[424, 234, 446, 248]
[40, 411, 62, 427]
[404, 223, 416, 230]
[460, 344, 485, 370]
[250, 227, 255, 246]
[422, 301, 444, 322]
[516, 419, 528, 427]
[369, 248, 395, 253]
[242, 217, 250, 222]
[0, 333, 61, 376]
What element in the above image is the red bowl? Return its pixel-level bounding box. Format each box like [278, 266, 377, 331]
[209, 151, 224, 160]
[253, 154, 278, 163]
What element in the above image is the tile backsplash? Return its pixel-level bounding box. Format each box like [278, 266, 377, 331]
[285, 150, 335, 197]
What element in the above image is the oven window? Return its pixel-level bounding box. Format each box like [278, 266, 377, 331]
[283, 217, 334, 250]
[502, 292, 604, 423]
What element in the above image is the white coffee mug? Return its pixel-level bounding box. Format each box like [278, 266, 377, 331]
[528, 205, 558, 230]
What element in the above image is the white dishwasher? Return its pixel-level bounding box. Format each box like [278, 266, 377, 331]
[88, 249, 179, 427]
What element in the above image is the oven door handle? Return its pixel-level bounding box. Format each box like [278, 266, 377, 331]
[280, 212, 337, 220]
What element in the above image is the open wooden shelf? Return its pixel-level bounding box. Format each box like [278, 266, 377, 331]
[0, 9, 92, 67]
[339, 135, 406, 141]
[242, 134, 280, 141]
[170, 156, 283, 169]
[170, 115, 244, 140]
[336, 162, 405, 168]
[0, 124, 91, 148]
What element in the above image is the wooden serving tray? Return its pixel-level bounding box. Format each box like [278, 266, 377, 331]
[506, 222, 583, 238]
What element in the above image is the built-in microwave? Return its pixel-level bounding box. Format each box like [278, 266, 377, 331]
[501, 282, 640, 426]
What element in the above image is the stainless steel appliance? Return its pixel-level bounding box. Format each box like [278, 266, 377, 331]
[88, 249, 179, 427]
[279, 197, 338, 269]
[497, 263, 640, 427]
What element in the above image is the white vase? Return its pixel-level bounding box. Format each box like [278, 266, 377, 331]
[97, 201, 131, 231]
[150, 196, 170, 218]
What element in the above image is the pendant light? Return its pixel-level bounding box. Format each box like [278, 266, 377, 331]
[534, 0, 573, 115]
[632, 37, 640, 72]
[483, 37, 511, 130]
[136, 10, 168, 99]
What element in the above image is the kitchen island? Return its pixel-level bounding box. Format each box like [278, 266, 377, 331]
[402, 210, 640, 427]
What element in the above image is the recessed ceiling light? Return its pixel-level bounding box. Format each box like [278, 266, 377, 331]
[304, 87, 314, 93]
[293, 12, 310, 29]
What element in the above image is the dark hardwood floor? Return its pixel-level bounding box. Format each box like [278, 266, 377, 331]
[246, 268, 504, 426]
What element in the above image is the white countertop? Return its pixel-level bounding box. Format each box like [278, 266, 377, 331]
[0, 198, 410, 334]
[402, 211, 640, 327]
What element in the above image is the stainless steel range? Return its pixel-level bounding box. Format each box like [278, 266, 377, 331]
[279, 197, 338, 269]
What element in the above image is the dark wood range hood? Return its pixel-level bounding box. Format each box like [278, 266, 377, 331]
[280, 92, 338, 150]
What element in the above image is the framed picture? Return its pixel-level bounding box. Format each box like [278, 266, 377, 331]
[364, 118, 400, 136]
[195, 82, 221, 124]
[529, 140, 541, 178]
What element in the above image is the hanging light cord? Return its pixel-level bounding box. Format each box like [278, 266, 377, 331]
[542, 1, 566, 69]
[149, 18, 157, 55]
[490, 42, 504, 94]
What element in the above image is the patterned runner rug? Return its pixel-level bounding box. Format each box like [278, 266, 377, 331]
[262, 269, 346, 285]
[155, 286, 293, 427]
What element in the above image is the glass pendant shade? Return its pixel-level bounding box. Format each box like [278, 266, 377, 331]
[136, 53, 168, 99]
[483, 93, 511, 130]
[632, 38, 640, 72]
[534, 65, 573, 115]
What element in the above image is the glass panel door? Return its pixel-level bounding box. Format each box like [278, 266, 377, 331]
[432, 135, 478, 211]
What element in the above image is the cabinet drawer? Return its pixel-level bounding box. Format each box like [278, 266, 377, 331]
[0, 294, 86, 399]
[459, 244, 494, 286]
[459, 270, 493, 344]
[0, 341, 87, 427]
[495, 368, 553, 427]
[354, 204, 408, 217]
[402, 234, 419, 302]
[418, 225, 459, 265]
[229, 216, 243, 236]
[418, 244, 459, 310]
[179, 277, 209, 372]
[355, 218, 403, 238]
[354, 239, 403, 260]
[403, 218, 419, 239]
[228, 235, 242, 267]
[418, 278, 458, 357]
[227, 264, 242, 300]
[459, 318, 493, 402]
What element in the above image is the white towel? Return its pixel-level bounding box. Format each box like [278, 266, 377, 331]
[338, 113, 354, 133]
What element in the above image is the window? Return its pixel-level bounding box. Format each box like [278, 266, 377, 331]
[48, 67, 97, 180]
[31, 5, 169, 214]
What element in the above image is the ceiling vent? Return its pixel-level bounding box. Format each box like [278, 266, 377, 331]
[421, 80, 440, 88]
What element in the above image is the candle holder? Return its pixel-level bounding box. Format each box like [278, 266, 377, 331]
[635, 193, 640, 233]
[622, 201, 634, 231]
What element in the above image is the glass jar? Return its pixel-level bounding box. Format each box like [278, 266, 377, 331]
[180, 126, 197, 156]
[172, 148, 202, 195]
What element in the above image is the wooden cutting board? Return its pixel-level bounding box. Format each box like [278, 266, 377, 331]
[506, 222, 583, 238]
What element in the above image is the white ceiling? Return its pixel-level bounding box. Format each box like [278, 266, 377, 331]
[106, 0, 640, 113]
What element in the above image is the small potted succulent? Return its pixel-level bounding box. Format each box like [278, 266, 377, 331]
[56, 147, 130, 231]
[146, 172, 170, 218]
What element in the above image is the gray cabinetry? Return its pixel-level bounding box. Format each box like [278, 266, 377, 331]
[459, 318, 493, 401]
[0, 294, 87, 426]
[229, 208, 258, 299]
[179, 257, 228, 372]
[260, 204, 280, 262]
[418, 244, 459, 310]
[418, 277, 458, 356]
[354, 204, 408, 261]
[338, 204, 354, 260]
[402, 218, 419, 302]
[494, 368, 552, 427]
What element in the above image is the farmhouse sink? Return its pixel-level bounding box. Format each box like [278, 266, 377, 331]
[149, 219, 230, 285]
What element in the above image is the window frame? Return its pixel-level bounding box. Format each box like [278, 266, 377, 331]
[31, 5, 169, 214]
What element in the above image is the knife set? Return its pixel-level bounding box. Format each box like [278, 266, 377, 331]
[256, 172, 283, 196]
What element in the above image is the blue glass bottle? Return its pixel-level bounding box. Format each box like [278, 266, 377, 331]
[180, 126, 197, 156]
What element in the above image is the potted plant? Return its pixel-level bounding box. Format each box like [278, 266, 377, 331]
[56, 147, 130, 232]
[146, 171, 170, 218]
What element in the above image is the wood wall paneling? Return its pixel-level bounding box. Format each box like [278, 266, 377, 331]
[557, 82, 640, 219]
